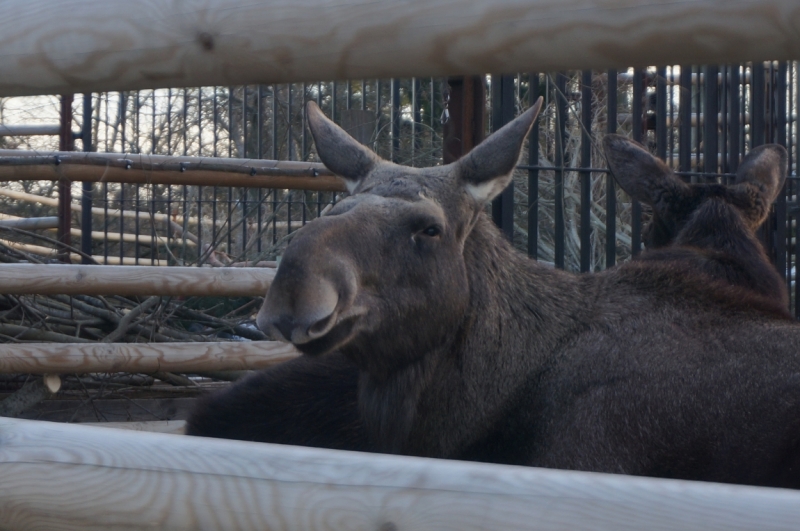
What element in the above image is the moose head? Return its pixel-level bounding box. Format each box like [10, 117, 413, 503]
[258, 98, 543, 380]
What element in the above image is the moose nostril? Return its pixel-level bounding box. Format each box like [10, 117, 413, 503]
[307, 311, 336, 340]
[273, 316, 296, 343]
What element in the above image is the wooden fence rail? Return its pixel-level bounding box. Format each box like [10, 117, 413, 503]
[1, 0, 798, 97]
[1, 418, 799, 531]
[0, 151, 343, 192]
[0, 264, 274, 296]
[0, 341, 298, 374]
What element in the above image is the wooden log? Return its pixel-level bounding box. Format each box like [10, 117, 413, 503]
[1, 0, 799, 97]
[0, 238, 170, 265]
[0, 216, 59, 230]
[0, 341, 299, 374]
[1, 419, 800, 531]
[0, 150, 343, 192]
[0, 124, 60, 136]
[83, 420, 187, 435]
[0, 375, 61, 417]
[0, 264, 275, 296]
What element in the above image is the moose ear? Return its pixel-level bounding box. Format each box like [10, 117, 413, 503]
[734, 144, 787, 204]
[458, 97, 543, 204]
[727, 144, 788, 227]
[603, 134, 689, 217]
[307, 101, 380, 194]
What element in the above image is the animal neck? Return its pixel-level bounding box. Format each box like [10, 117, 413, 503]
[361, 214, 584, 457]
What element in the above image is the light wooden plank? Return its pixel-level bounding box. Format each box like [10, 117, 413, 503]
[0, 342, 299, 374]
[0, 264, 274, 296]
[83, 420, 186, 435]
[0, 418, 799, 531]
[0, 0, 798, 97]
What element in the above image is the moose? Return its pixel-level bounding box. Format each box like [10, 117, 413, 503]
[605, 134, 788, 305]
[188, 99, 800, 489]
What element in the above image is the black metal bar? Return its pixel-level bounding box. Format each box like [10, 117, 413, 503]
[491, 74, 516, 242]
[631, 69, 644, 256]
[58, 94, 74, 264]
[704, 65, 719, 175]
[606, 69, 618, 268]
[752, 62, 766, 148]
[795, 63, 800, 317]
[580, 70, 592, 272]
[679, 65, 692, 173]
[391, 79, 401, 163]
[554, 72, 568, 268]
[528, 73, 540, 259]
[775, 62, 788, 295]
[81, 94, 94, 264]
[656, 67, 667, 160]
[729, 65, 741, 172]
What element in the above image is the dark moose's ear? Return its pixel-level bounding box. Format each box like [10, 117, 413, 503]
[603, 134, 690, 218]
[729, 144, 788, 227]
[458, 97, 543, 204]
[306, 101, 381, 194]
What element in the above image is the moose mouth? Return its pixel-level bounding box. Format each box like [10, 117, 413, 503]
[292, 315, 361, 357]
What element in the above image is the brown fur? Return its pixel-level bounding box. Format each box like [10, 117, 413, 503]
[188, 100, 800, 489]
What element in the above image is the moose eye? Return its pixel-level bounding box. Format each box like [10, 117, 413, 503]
[422, 226, 441, 237]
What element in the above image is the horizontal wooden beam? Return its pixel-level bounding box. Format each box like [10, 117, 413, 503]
[0, 124, 61, 136]
[1, 418, 799, 531]
[0, 264, 275, 296]
[0, 216, 59, 230]
[0, 150, 344, 192]
[1, 0, 798, 97]
[0, 341, 298, 374]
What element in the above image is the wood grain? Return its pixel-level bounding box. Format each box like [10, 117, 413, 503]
[0, 341, 299, 374]
[0, 0, 798, 97]
[0, 418, 799, 531]
[0, 264, 274, 296]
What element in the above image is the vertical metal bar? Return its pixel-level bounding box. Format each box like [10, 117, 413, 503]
[720, 66, 729, 175]
[134, 184, 140, 264]
[631, 68, 644, 256]
[528, 73, 540, 259]
[679, 65, 692, 173]
[580, 70, 592, 272]
[729, 65, 741, 172]
[103, 182, 109, 264]
[554, 72, 568, 267]
[752, 62, 766, 148]
[776, 62, 788, 296]
[120, 92, 127, 152]
[119, 184, 125, 264]
[391, 79, 401, 163]
[288, 84, 294, 161]
[331, 81, 337, 123]
[58, 94, 74, 263]
[242, 86, 248, 158]
[81, 94, 94, 264]
[492, 74, 516, 242]
[795, 62, 800, 316]
[361, 80, 367, 111]
[606, 69, 618, 268]
[704, 65, 719, 174]
[656, 67, 667, 160]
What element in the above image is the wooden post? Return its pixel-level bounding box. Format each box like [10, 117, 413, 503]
[57, 94, 74, 263]
[443, 76, 485, 164]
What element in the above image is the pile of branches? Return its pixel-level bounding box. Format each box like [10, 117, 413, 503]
[0, 245, 266, 346]
[0, 242, 267, 419]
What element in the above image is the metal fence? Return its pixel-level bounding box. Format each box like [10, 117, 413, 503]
[0, 63, 798, 312]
